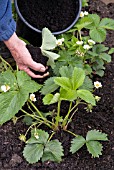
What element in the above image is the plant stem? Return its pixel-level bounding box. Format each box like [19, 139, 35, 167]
[64, 129, 78, 137]
[66, 108, 78, 128]
[68, 101, 79, 113]
[27, 101, 36, 115]
[55, 100, 61, 127]
[24, 122, 38, 137]
[78, 30, 82, 40]
[48, 131, 56, 142]
[62, 101, 79, 128]
[21, 109, 54, 129]
[28, 99, 44, 118]
[16, 115, 25, 119]
[21, 109, 41, 121]
[0, 55, 13, 71]
[62, 101, 72, 127]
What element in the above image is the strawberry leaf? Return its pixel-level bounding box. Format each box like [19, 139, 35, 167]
[86, 130, 108, 141]
[86, 141, 103, 158]
[42, 140, 64, 163]
[70, 136, 86, 154]
[23, 143, 44, 163]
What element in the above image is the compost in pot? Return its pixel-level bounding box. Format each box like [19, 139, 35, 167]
[16, 0, 80, 33]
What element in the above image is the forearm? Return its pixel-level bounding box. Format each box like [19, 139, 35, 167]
[0, 0, 16, 41]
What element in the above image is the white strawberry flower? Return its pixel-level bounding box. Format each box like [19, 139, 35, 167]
[30, 93, 37, 102]
[76, 41, 83, 45]
[88, 39, 96, 45]
[80, 11, 84, 18]
[1, 85, 10, 92]
[84, 11, 89, 16]
[34, 132, 39, 139]
[80, 11, 88, 18]
[61, 38, 65, 42]
[94, 81, 102, 89]
[56, 38, 64, 46]
[83, 44, 91, 50]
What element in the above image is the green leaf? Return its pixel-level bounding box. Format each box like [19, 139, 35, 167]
[86, 130, 108, 141]
[100, 18, 114, 30]
[89, 14, 101, 27]
[42, 140, 64, 163]
[84, 14, 100, 29]
[30, 129, 49, 145]
[0, 70, 17, 89]
[93, 60, 104, 69]
[79, 76, 93, 91]
[86, 141, 103, 158]
[95, 69, 104, 77]
[87, 51, 98, 57]
[100, 53, 111, 62]
[93, 44, 109, 54]
[16, 71, 42, 93]
[60, 88, 77, 101]
[16, 71, 31, 86]
[108, 48, 114, 55]
[83, 64, 93, 75]
[0, 71, 42, 124]
[54, 77, 72, 90]
[82, 0, 89, 7]
[23, 143, 44, 163]
[43, 93, 60, 105]
[23, 116, 33, 125]
[76, 17, 93, 30]
[71, 67, 85, 90]
[42, 50, 60, 67]
[77, 89, 96, 105]
[90, 28, 106, 43]
[41, 27, 57, 50]
[0, 89, 28, 124]
[70, 136, 86, 154]
[40, 77, 59, 95]
[59, 66, 73, 78]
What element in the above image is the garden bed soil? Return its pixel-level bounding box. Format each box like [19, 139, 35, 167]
[17, 0, 78, 32]
[0, 0, 114, 169]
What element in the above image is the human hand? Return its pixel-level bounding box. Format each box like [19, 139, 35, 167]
[4, 33, 49, 78]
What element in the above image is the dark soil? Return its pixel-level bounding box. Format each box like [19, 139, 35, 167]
[17, 0, 79, 32]
[0, 0, 114, 169]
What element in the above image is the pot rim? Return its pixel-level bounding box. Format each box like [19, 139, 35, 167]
[14, 0, 82, 35]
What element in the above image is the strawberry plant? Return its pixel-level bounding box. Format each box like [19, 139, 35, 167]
[0, 57, 108, 163]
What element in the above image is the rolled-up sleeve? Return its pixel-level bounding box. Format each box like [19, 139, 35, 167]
[0, 0, 16, 41]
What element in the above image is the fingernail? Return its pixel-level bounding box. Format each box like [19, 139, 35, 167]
[40, 67, 45, 72]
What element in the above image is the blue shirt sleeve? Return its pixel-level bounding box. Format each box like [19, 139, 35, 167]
[0, 0, 16, 41]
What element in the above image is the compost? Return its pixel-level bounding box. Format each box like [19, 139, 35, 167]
[0, 0, 114, 169]
[17, 0, 78, 32]
[26, 44, 48, 76]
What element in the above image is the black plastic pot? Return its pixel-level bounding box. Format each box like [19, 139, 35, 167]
[14, 0, 82, 35]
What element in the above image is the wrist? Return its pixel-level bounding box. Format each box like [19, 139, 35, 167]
[4, 32, 25, 51]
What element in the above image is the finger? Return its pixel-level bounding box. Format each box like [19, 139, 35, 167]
[25, 68, 49, 78]
[27, 60, 46, 72]
[28, 71, 49, 79]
